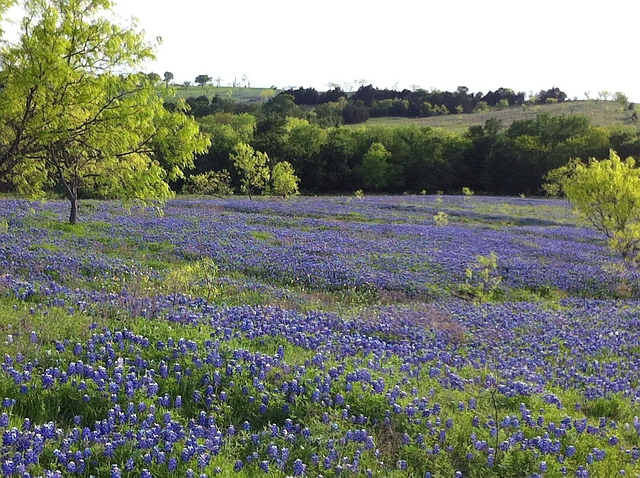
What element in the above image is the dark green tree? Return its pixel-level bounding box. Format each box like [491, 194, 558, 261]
[163, 71, 174, 87]
[195, 74, 212, 87]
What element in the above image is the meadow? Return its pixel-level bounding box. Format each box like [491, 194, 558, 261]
[1, 195, 639, 477]
[360, 101, 635, 133]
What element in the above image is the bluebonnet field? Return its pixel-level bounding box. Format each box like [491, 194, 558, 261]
[0, 195, 639, 477]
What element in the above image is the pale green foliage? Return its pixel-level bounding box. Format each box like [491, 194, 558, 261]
[0, 0, 209, 223]
[462, 187, 474, 200]
[550, 150, 640, 263]
[163, 257, 218, 301]
[354, 189, 364, 199]
[433, 211, 448, 226]
[435, 190, 444, 204]
[270, 161, 299, 198]
[259, 89, 276, 101]
[458, 252, 503, 303]
[613, 91, 629, 107]
[197, 113, 256, 147]
[474, 101, 489, 113]
[281, 117, 328, 159]
[183, 170, 233, 196]
[231, 143, 270, 198]
[357, 142, 391, 191]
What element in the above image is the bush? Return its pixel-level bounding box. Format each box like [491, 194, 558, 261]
[546, 150, 640, 264]
[457, 252, 503, 303]
[183, 170, 233, 196]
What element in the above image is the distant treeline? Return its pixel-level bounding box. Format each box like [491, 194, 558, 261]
[172, 89, 640, 197]
[175, 85, 571, 126]
[282, 84, 545, 122]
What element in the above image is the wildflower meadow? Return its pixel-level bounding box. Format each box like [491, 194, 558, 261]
[0, 195, 639, 477]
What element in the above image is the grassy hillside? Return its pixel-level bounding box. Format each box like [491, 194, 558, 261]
[362, 100, 639, 132]
[163, 85, 639, 133]
[164, 85, 278, 103]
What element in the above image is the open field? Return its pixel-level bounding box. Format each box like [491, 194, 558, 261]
[165, 86, 277, 103]
[1, 195, 640, 477]
[362, 101, 638, 133]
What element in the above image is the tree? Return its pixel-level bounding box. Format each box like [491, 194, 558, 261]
[546, 150, 640, 263]
[356, 142, 391, 191]
[231, 143, 270, 198]
[262, 94, 301, 120]
[613, 91, 629, 108]
[536, 87, 567, 104]
[0, 0, 209, 224]
[195, 74, 212, 87]
[183, 170, 233, 196]
[146, 72, 162, 86]
[163, 71, 174, 87]
[271, 161, 299, 197]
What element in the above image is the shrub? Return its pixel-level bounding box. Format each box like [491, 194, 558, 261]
[546, 150, 640, 264]
[270, 161, 300, 198]
[457, 252, 503, 303]
[433, 211, 449, 226]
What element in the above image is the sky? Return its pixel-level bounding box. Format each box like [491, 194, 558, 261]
[7, 0, 640, 101]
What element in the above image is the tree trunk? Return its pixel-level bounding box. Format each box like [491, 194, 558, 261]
[69, 196, 78, 225]
[68, 181, 79, 225]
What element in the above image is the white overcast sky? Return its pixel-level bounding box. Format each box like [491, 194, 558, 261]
[8, 0, 640, 101]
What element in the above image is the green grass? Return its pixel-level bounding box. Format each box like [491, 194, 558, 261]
[164, 85, 278, 103]
[360, 100, 639, 133]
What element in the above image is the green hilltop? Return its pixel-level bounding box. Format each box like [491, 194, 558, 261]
[361, 100, 636, 133]
[165, 85, 637, 132]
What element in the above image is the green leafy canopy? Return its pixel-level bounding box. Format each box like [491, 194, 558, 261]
[0, 0, 209, 223]
[548, 149, 640, 263]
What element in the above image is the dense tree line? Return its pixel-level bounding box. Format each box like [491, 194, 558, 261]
[180, 90, 640, 197]
[178, 85, 568, 127]
[280, 85, 568, 122]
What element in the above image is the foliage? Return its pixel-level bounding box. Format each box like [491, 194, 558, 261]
[542, 157, 582, 197]
[145, 72, 162, 86]
[183, 170, 233, 196]
[536, 86, 567, 103]
[357, 142, 391, 191]
[163, 71, 174, 87]
[195, 74, 212, 87]
[231, 143, 270, 198]
[457, 252, 503, 303]
[0, 0, 209, 223]
[142, 81, 640, 198]
[433, 211, 448, 226]
[270, 161, 299, 197]
[548, 150, 640, 263]
[162, 257, 218, 300]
